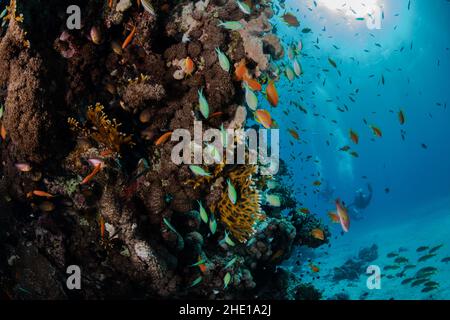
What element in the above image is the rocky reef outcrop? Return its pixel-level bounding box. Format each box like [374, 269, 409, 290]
[0, 0, 325, 299]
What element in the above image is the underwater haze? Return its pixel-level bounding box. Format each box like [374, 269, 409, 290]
[274, 0, 450, 300]
[1, 0, 449, 301]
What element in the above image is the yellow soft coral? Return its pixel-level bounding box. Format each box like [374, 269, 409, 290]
[210, 165, 265, 243]
[68, 103, 134, 153]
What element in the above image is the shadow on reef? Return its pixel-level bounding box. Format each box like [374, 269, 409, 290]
[0, 0, 328, 299]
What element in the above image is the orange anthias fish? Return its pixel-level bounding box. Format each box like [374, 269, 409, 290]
[312, 180, 321, 186]
[371, 125, 383, 137]
[288, 128, 300, 140]
[328, 211, 340, 223]
[0, 123, 6, 140]
[266, 80, 279, 107]
[208, 111, 224, 119]
[99, 215, 105, 239]
[30, 190, 54, 198]
[122, 25, 136, 49]
[335, 199, 350, 232]
[243, 74, 262, 91]
[349, 129, 359, 144]
[398, 110, 405, 125]
[155, 131, 173, 146]
[184, 57, 195, 76]
[309, 263, 320, 273]
[311, 228, 325, 240]
[100, 149, 114, 157]
[255, 109, 273, 129]
[235, 59, 248, 81]
[81, 163, 102, 185]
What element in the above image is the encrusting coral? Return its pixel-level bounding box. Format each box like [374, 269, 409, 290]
[68, 103, 134, 153]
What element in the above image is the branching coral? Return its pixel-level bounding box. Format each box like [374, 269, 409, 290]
[209, 165, 265, 243]
[2, 0, 29, 48]
[68, 103, 134, 153]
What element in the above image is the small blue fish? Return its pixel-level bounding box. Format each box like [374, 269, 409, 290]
[198, 88, 209, 119]
[215, 47, 230, 72]
[227, 179, 237, 204]
[218, 20, 244, 31]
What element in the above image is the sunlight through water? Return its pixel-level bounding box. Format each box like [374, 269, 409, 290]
[318, 0, 381, 17]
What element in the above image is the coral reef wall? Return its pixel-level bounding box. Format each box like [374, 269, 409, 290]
[0, 0, 328, 299]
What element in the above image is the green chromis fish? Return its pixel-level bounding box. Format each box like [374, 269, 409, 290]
[236, 0, 251, 15]
[215, 47, 230, 72]
[293, 59, 302, 76]
[265, 194, 281, 207]
[209, 214, 217, 234]
[197, 200, 209, 223]
[218, 20, 243, 31]
[224, 231, 235, 247]
[227, 179, 237, 204]
[189, 259, 207, 267]
[163, 217, 178, 234]
[224, 257, 237, 269]
[188, 276, 203, 288]
[0, 8, 8, 20]
[189, 165, 211, 177]
[198, 88, 209, 119]
[244, 82, 258, 111]
[223, 272, 232, 289]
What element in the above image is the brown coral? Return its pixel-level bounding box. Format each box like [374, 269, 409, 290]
[68, 103, 134, 153]
[210, 165, 265, 243]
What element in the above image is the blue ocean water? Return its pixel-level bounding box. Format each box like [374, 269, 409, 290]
[268, 0, 450, 299]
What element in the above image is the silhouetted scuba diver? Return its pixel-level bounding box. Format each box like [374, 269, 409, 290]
[347, 183, 373, 220]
